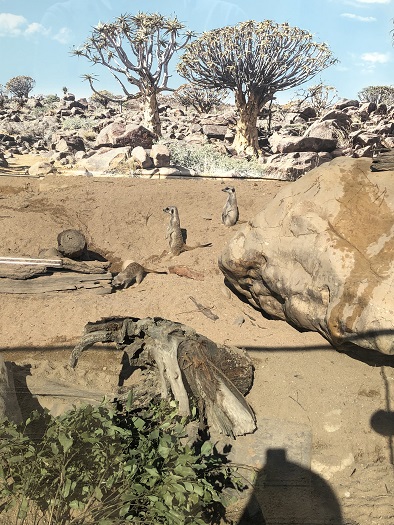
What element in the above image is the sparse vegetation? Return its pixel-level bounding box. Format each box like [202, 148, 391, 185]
[62, 115, 96, 131]
[178, 20, 337, 155]
[163, 139, 267, 177]
[0, 399, 241, 525]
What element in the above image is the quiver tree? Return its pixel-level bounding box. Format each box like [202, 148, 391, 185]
[72, 12, 195, 136]
[174, 83, 228, 113]
[358, 85, 394, 106]
[5, 75, 35, 101]
[294, 81, 339, 115]
[178, 20, 337, 155]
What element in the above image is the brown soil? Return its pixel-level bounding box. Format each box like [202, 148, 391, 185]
[0, 155, 393, 525]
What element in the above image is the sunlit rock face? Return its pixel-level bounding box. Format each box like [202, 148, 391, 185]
[219, 157, 394, 355]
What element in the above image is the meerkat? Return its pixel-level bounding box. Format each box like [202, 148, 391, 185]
[221, 186, 239, 226]
[112, 261, 167, 288]
[163, 206, 212, 256]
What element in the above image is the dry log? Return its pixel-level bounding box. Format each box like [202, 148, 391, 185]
[57, 229, 86, 258]
[0, 265, 49, 279]
[0, 257, 109, 280]
[69, 316, 256, 437]
[0, 271, 113, 294]
[61, 257, 109, 274]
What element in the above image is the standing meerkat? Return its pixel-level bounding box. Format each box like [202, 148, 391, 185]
[221, 186, 239, 226]
[112, 261, 167, 288]
[163, 206, 212, 256]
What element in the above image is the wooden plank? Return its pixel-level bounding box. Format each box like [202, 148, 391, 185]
[0, 272, 113, 294]
[0, 256, 62, 267]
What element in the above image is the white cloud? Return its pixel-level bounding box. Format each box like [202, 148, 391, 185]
[52, 27, 72, 44]
[0, 13, 27, 36]
[361, 51, 390, 63]
[25, 22, 49, 36]
[0, 12, 68, 43]
[353, 0, 391, 3]
[341, 12, 376, 20]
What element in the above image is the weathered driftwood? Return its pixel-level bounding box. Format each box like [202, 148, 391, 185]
[0, 271, 113, 294]
[0, 258, 109, 280]
[69, 316, 256, 437]
[0, 265, 50, 280]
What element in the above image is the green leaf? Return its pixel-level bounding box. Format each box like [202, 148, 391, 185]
[94, 485, 103, 501]
[62, 478, 72, 498]
[200, 440, 213, 456]
[58, 432, 73, 454]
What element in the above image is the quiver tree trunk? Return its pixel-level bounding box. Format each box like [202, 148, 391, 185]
[142, 90, 161, 137]
[232, 91, 264, 156]
[69, 316, 256, 437]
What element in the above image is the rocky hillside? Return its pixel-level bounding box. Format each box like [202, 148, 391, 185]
[0, 93, 393, 180]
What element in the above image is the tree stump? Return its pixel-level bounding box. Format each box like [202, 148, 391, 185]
[69, 316, 256, 437]
[57, 229, 86, 259]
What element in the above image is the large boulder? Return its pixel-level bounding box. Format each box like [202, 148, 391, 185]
[264, 151, 333, 181]
[81, 146, 132, 173]
[269, 133, 337, 154]
[219, 157, 394, 355]
[95, 121, 156, 149]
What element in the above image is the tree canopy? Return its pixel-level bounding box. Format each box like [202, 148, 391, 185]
[178, 20, 337, 154]
[72, 12, 194, 101]
[178, 20, 337, 108]
[5, 76, 35, 100]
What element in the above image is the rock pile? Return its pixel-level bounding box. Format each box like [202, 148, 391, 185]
[0, 93, 393, 179]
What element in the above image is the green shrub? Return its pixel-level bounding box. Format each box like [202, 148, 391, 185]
[163, 139, 266, 177]
[0, 399, 240, 524]
[62, 116, 96, 131]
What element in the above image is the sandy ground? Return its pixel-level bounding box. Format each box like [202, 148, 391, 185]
[0, 154, 393, 524]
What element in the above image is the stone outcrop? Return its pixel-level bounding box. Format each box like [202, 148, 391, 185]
[95, 122, 156, 149]
[28, 160, 57, 176]
[219, 157, 394, 355]
[269, 134, 337, 154]
[81, 146, 132, 173]
[264, 151, 333, 181]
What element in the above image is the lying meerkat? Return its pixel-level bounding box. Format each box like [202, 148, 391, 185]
[163, 206, 212, 256]
[221, 186, 239, 226]
[112, 261, 167, 288]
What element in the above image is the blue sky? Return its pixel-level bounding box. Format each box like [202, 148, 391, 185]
[0, 0, 392, 103]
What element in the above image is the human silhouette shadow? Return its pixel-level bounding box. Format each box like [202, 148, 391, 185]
[238, 448, 343, 525]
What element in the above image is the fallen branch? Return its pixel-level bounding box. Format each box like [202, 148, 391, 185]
[189, 296, 219, 321]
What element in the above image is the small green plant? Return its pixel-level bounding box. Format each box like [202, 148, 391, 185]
[0, 399, 240, 524]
